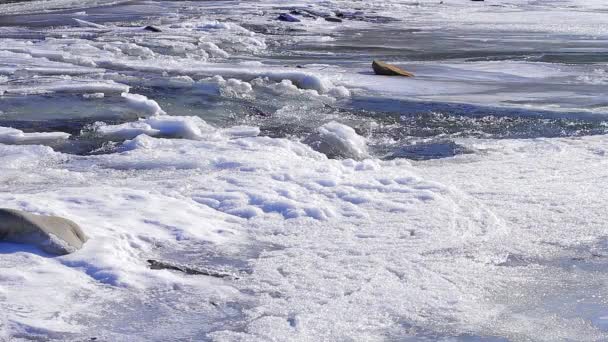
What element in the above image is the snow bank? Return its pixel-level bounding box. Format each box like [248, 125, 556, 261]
[2, 121, 608, 340]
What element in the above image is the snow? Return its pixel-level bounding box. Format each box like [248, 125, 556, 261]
[304, 121, 368, 160]
[4, 79, 129, 96]
[95, 115, 214, 140]
[0, 0, 131, 15]
[120, 92, 166, 116]
[3, 127, 607, 340]
[0, 126, 70, 145]
[1, 0, 608, 340]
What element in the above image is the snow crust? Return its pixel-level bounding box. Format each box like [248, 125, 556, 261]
[1, 0, 608, 340]
[2, 120, 608, 340]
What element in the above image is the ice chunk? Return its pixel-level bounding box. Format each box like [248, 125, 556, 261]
[166, 76, 195, 88]
[327, 85, 351, 98]
[95, 115, 214, 140]
[120, 92, 166, 115]
[304, 121, 368, 160]
[194, 21, 255, 36]
[221, 126, 260, 138]
[7, 81, 129, 96]
[82, 92, 105, 99]
[199, 42, 229, 58]
[195, 21, 232, 31]
[0, 126, 70, 145]
[119, 43, 155, 58]
[195, 76, 253, 98]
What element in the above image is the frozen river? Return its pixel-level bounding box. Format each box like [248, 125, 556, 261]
[1, 0, 608, 341]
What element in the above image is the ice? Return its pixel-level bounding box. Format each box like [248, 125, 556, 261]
[0, 0, 132, 15]
[2, 0, 608, 340]
[0, 126, 70, 145]
[199, 42, 229, 59]
[197, 76, 254, 99]
[3, 75, 129, 95]
[103, 58, 343, 95]
[0, 185, 241, 338]
[3, 3, 602, 112]
[72, 18, 106, 29]
[95, 121, 161, 140]
[82, 92, 105, 99]
[5, 127, 603, 340]
[3, 123, 608, 340]
[166, 76, 195, 88]
[304, 121, 368, 160]
[259, 78, 341, 100]
[0, 144, 66, 169]
[117, 42, 155, 58]
[120, 92, 166, 116]
[95, 115, 214, 140]
[222, 126, 260, 138]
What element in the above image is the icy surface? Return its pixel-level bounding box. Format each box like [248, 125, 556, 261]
[1, 0, 608, 341]
[2, 127, 608, 341]
[0, 126, 70, 145]
[95, 115, 213, 140]
[304, 121, 368, 160]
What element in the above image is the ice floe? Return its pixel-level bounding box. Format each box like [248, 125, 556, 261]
[94, 115, 214, 140]
[0, 126, 70, 145]
[120, 92, 165, 116]
[304, 121, 368, 160]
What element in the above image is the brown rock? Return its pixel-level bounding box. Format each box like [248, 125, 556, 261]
[372, 60, 414, 77]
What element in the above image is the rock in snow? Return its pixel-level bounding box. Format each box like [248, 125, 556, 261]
[372, 60, 415, 77]
[143, 25, 162, 32]
[0, 208, 87, 255]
